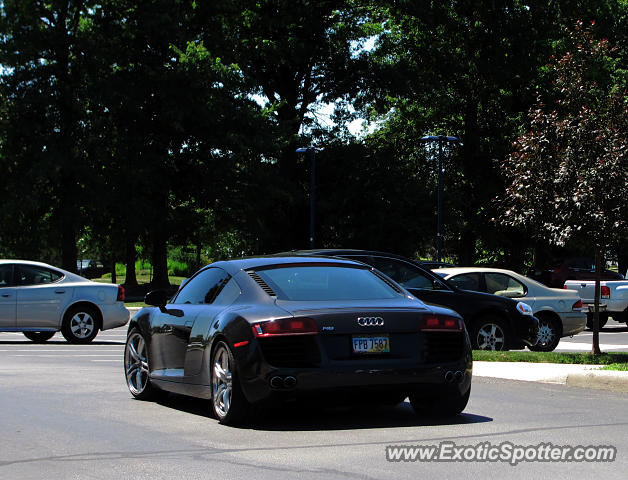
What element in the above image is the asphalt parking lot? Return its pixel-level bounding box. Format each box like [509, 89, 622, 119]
[1, 324, 627, 479]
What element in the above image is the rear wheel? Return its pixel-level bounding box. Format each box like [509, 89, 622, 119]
[410, 387, 470, 416]
[211, 341, 249, 425]
[529, 314, 561, 352]
[471, 316, 509, 351]
[23, 331, 56, 343]
[61, 305, 99, 344]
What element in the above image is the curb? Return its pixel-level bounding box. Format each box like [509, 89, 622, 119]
[473, 361, 628, 394]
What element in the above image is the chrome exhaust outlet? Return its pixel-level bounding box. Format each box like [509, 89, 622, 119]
[284, 376, 297, 388]
[444, 371, 454, 383]
[270, 376, 284, 389]
[454, 371, 463, 382]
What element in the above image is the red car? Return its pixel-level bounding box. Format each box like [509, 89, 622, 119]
[532, 258, 624, 288]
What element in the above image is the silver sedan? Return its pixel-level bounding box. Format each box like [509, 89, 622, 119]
[0, 260, 129, 343]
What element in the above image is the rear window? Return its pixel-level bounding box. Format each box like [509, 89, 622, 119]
[255, 265, 400, 301]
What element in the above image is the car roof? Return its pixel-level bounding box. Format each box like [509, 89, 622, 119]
[0, 259, 60, 269]
[436, 267, 521, 276]
[283, 249, 422, 262]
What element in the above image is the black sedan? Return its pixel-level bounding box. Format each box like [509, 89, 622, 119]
[288, 250, 539, 351]
[124, 256, 472, 425]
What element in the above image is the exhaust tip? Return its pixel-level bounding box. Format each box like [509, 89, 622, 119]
[270, 376, 284, 389]
[284, 376, 297, 388]
[444, 371, 454, 383]
[454, 371, 463, 382]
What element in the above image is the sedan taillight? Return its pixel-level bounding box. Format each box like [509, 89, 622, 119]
[572, 299, 583, 310]
[117, 285, 125, 302]
[252, 318, 318, 337]
[420, 315, 464, 332]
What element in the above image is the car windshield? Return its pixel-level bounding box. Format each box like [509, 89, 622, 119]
[255, 265, 400, 301]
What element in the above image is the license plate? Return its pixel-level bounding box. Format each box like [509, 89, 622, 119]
[352, 335, 390, 354]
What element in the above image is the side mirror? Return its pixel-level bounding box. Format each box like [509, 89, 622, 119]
[145, 290, 170, 307]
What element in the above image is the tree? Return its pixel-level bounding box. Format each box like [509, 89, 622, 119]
[499, 22, 628, 354]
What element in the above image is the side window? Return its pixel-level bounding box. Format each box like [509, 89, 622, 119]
[0, 265, 14, 287]
[213, 278, 241, 306]
[172, 267, 230, 305]
[485, 273, 526, 297]
[16, 265, 63, 286]
[447, 273, 482, 291]
[367, 257, 436, 290]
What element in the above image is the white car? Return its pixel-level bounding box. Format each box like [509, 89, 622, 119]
[434, 267, 586, 351]
[0, 260, 129, 343]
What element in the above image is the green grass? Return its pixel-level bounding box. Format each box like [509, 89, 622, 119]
[92, 274, 187, 286]
[473, 350, 628, 365]
[601, 363, 628, 371]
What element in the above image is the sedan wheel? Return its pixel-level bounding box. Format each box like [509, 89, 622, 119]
[529, 316, 561, 352]
[124, 329, 157, 400]
[61, 306, 99, 344]
[472, 317, 509, 351]
[211, 341, 248, 425]
[23, 331, 56, 343]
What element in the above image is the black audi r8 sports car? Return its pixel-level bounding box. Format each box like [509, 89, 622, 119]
[124, 256, 472, 425]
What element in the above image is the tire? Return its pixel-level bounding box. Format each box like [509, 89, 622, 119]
[471, 316, 510, 351]
[586, 313, 608, 330]
[23, 331, 56, 343]
[410, 387, 470, 417]
[211, 341, 249, 425]
[529, 314, 561, 352]
[124, 328, 159, 400]
[61, 305, 99, 344]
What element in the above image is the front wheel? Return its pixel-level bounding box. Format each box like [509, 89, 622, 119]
[211, 341, 249, 425]
[124, 328, 158, 400]
[471, 316, 510, 351]
[61, 305, 99, 343]
[410, 387, 470, 417]
[23, 331, 56, 343]
[529, 315, 561, 352]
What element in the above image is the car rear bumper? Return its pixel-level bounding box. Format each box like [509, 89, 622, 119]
[559, 312, 587, 336]
[240, 357, 472, 405]
[100, 303, 130, 330]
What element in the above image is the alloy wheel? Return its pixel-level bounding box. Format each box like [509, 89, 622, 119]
[212, 344, 233, 419]
[125, 332, 150, 395]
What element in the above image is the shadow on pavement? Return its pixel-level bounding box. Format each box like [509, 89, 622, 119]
[154, 393, 492, 431]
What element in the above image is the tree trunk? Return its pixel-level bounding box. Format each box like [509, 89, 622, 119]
[124, 232, 138, 287]
[150, 226, 170, 289]
[591, 247, 603, 355]
[110, 258, 117, 285]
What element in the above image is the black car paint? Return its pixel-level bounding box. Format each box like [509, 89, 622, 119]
[288, 250, 539, 350]
[127, 256, 472, 407]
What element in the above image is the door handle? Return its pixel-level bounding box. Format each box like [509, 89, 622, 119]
[1, 294, 10, 298]
[55, 290, 66, 294]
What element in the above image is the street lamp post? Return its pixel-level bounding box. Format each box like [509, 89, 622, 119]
[420, 135, 461, 263]
[296, 147, 316, 249]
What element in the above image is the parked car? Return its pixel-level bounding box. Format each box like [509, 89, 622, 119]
[77, 259, 105, 279]
[563, 279, 628, 329]
[0, 260, 129, 343]
[125, 256, 472, 425]
[286, 250, 539, 351]
[434, 267, 586, 352]
[530, 257, 624, 288]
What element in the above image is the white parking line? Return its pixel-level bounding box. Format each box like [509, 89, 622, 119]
[0, 349, 121, 352]
[7, 353, 120, 358]
[555, 342, 628, 351]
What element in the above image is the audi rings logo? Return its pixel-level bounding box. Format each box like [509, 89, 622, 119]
[357, 317, 384, 327]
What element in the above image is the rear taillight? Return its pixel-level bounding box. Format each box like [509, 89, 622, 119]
[117, 285, 125, 302]
[572, 299, 583, 310]
[252, 318, 318, 337]
[420, 315, 464, 332]
[601, 286, 610, 299]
